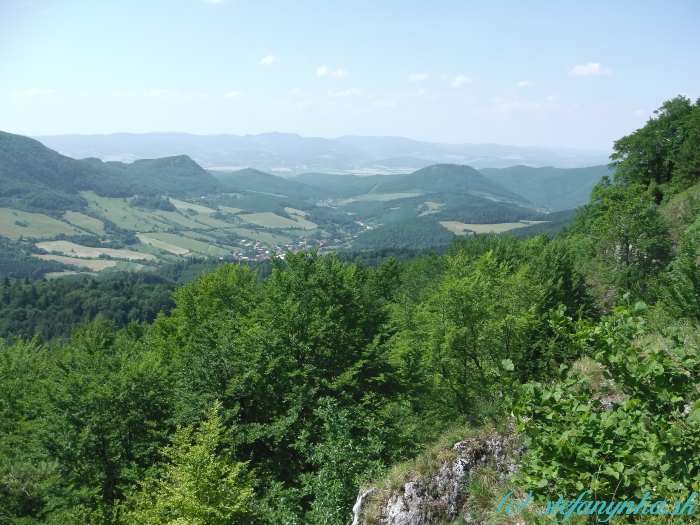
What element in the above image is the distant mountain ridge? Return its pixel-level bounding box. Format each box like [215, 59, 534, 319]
[33, 131, 611, 174]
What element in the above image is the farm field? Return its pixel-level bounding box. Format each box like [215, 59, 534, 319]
[239, 212, 317, 230]
[230, 227, 292, 246]
[144, 232, 233, 256]
[63, 211, 107, 235]
[336, 192, 423, 204]
[0, 208, 86, 239]
[33, 254, 118, 271]
[439, 220, 549, 235]
[219, 205, 244, 214]
[168, 198, 216, 213]
[136, 234, 190, 255]
[36, 240, 157, 260]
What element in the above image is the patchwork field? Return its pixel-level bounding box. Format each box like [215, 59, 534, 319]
[239, 212, 317, 230]
[439, 220, 548, 235]
[0, 208, 86, 239]
[219, 205, 244, 214]
[230, 228, 292, 245]
[63, 211, 107, 235]
[136, 234, 190, 255]
[337, 192, 423, 205]
[167, 198, 216, 214]
[33, 254, 118, 271]
[36, 240, 157, 260]
[144, 233, 233, 256]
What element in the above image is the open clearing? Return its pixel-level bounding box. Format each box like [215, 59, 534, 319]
[219, 206, 243, 214]
[239, 212, 317, 230]
[64, 211, 107, 235]
[33, 254, 118, 271]
[167, 198, 216, 214]
[285, 207, 308, 217]
[136, 234, 190, 255]
[45, 271, 84, 279]
[418, 201, 445, 216]
[0, 208, 86, 239]
[36, 240, 157, 260]
[439, 220, 548, 235]
[145, 233, 232, 256]
[230, 228, 291, 245]
[337, 192, 423, 205]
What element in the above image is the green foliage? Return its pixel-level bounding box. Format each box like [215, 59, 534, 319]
[479, 164, 612, 211]
[610, 96, 700, 196]
[128, 196, 177, 212]
[0, 235, 73, 279]
[122, 402, 254, 525]
[352, 217, 455, 250]
[568, 179, 672, 305]
[0, 273, 175, 341]
[515, 303, 700, 501]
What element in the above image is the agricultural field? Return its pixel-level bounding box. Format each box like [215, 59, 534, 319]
[136, 234, 191, 255]
[63, 211, 107, 235]
[336, 192, 424, 205]
[0, 208, 86, 239]
[238, 212, 317, 230]
[418, 201, 445, 216]
[143, 232, 234, 256]
[36, 240, 157, 261]
[439, 220, 549, 235]
[33, 253, 118, 271]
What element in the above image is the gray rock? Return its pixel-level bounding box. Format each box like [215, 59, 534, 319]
[352, 429, 525, 525]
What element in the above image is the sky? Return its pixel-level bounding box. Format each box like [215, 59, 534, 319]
[1, 0, 698, 150]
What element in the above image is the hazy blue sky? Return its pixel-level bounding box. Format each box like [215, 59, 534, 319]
[1, 0, 698, 149]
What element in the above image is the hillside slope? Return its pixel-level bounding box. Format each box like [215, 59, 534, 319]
[0, 130, 134, 212]
[215, 168, 327, 200]
[83, 155, 228, 198]
[479, 164, 611, 210]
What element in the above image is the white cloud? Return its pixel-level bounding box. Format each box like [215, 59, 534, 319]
[317, 65, 348, 78]
[223, 91, 244, 99]
[149, 89, 178, 99]
[548, 95, 561, 101]
[451, 75, 472, 88]
[516, 81, 533, 87]
[373, 100, 397, 107]
[408, 72, 428, 82]
[12, 88, 56, 97]
[290, 88, 305, 96]
[569, 62, 613, 76]
[329, 88, 362, 97]
[260, 55, 276, 65]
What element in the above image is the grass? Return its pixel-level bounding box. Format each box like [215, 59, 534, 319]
[439, 220, 548, 235]
[238, 212, 317, 230]
[36, 240, 157, 261]
[136, 234, 190, 255]
[32, 254, 118, 271]
[230, 228, 293, 245]
[285, 207, 308, 217]
[418, 201, 445, 216]
[63, 211, 107, 235]
[336, 192, 424, 205]
[144, 232, 233, 256]
[83, 192, 169, 232]
[167, 198, 216, 214]
[0, 207, 86, 239]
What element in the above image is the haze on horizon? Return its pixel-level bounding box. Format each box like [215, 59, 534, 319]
[1, 0, 698, 151]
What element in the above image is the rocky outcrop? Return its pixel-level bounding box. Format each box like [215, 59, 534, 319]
[352, 429, 525, 525]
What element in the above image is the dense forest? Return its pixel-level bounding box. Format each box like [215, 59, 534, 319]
[1, 95, 700, 525]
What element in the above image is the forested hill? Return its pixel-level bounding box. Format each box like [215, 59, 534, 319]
[370, 163, 528, 203]
[0, 130, 228, 214]
[215, 167, 327, 200]
[0, 131, 135, 212]
[479, 164, 611, 210]
[83, 155, 228, 198]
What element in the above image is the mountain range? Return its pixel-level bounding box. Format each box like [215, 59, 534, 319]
[33, 132, 611, 174]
